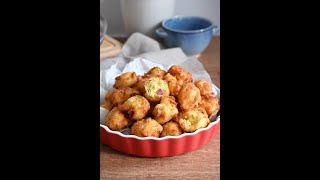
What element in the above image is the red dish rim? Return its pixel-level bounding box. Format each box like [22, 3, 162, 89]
[100, 115, 220, 140]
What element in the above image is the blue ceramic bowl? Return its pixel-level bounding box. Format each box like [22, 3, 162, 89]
[156, 16, 219, 56]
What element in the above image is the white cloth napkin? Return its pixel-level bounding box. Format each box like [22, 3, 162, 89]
[100, 32, 189, 70]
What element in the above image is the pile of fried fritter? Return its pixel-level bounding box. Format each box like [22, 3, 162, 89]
[101, 65, 220, 138]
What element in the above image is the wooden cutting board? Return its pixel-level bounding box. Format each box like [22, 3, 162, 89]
[100, 35, 122, 60]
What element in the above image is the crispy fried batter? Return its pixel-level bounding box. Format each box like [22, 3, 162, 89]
[177, 82, 201, 110]
[100, 101, 113, 111]
[105, 107, 133, 131]
[160, 121, 183, 137]
[194, 80, 212, 96]
[177, 108, 210, 133]
[130, 118, 163, 137]
[152, 96, 179, 124]
[144, 77, 170, 102]
[118, 95, 150, 120]
[167, 65, 193, 87]
[132, 75, 150, 94]
[104, 87, 139, 106]
[143, 67, 166, 78]
[114, 72, 138, 88]
[163, 73, 181, 96]
[199, 93, 220, 116]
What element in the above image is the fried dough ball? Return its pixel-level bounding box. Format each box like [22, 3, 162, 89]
[199, 93, 220, 116]
[160, 95, 177, 105]
[177, 82, 201, 110]
[130, 118, 163, 137]
[163, 73, 181, 96]
[114, 72, 138, 89]
[144, 77, 170, 102]
[100, 101, 113, 111]
[194, 80, 212, 96]
[105, 107, 133, 131]
[132, 75, 150, 94]
[118, 95, 150, 120]
[167, 65, 193, 86]
[177, 108, 210, 133]
[104, 87, 139, 106]
[152, 96, 179, 124]
[160, 121, 183, 137]
[143, 67, 166, 78]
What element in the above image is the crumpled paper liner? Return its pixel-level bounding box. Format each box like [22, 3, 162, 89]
[100, 33, 220, 136]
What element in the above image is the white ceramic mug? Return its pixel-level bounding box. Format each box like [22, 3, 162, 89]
[120, 0, 176, 38]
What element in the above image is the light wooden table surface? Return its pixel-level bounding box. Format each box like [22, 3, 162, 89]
[100, 37, 220, 180]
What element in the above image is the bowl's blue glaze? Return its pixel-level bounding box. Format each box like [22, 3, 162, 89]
[156, 16, 219, 56]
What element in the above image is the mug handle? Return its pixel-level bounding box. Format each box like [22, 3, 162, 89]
[212, 25, 220, 35]
[156, 28, 168, 38]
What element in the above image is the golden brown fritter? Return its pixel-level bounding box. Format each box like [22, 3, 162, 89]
[130, 118, 163, 137]
[163, 73, 181, 96]
[160, 121, 183, 137]
[114, 72, 138, 89]
[194, 80, 212, 96]
[104, 87, 139, 106]
[105, 107, 133, 131]
[131, 75, 150, 94]
[143, 67, 166, 79]
[144, 77, 170, 102]
[177, 108, 210, 133]
[199, 93, 220, 116]
[167, 65, 193, 86]
[177, 82, 201, 110]
[160, 95, 177, 106]
[118, 95, 150, 120]
[152, 96, 179, 124]
[100, 101, 113, 111]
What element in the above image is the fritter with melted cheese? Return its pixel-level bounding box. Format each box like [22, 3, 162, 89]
[144, 77, 170, 102]
[177, 108, 210, 133]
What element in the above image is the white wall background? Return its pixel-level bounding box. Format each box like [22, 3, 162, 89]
[101, 0, 220, 37]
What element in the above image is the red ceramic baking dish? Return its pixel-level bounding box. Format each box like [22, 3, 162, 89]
[100, 115, 220, 157]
